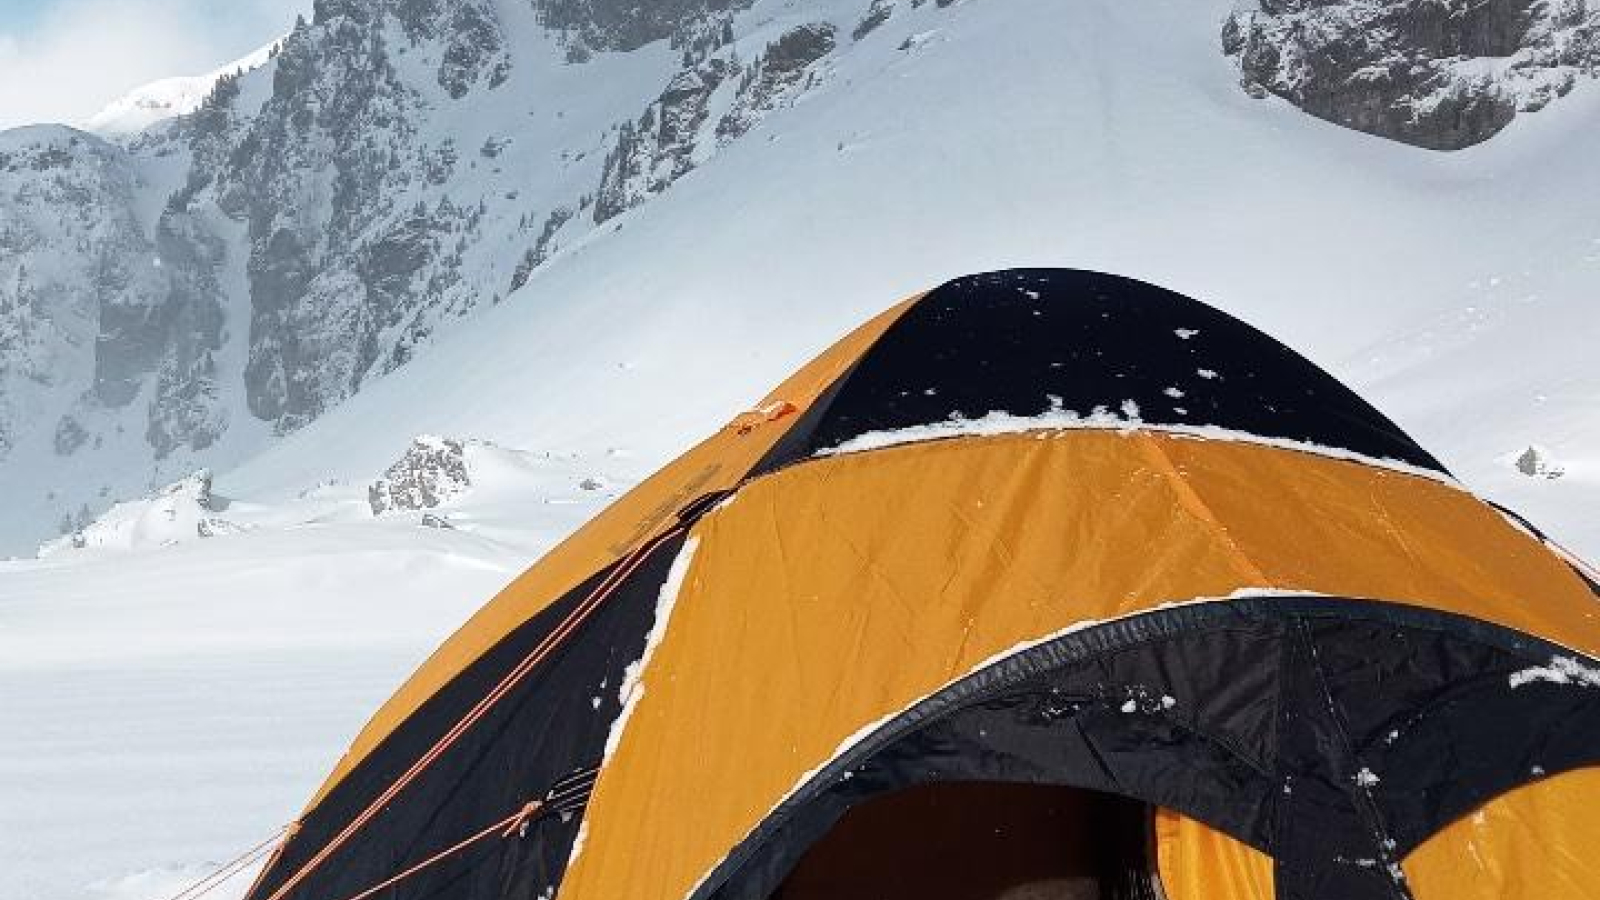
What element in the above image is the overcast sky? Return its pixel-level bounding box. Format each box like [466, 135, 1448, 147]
[0, 0, 311, 130]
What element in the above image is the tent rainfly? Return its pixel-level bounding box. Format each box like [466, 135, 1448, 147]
[242, 269, 1600, 900]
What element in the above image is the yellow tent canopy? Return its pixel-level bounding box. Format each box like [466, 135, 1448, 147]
[245, 270, 1600, 900]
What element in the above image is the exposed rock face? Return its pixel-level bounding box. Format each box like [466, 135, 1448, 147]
[369, 435, 472, 514]
[0, 125, 228, 472]
[230, 11, 442, 430]
[142, 211, 230, 457]
[595, 58, 732, 223]
[509, 206, 575, 292]
[53, 416, 90, 455]
[0, 129, 152, 456]
[533, 0, 752, 53]
[853, 0, 895, 41]
[594, 21, 837, 223]
[0, 0, 998, 553]
[1512, 443, 1566, 479]
[716, 23, 838, 141]
[1224, 0, 1600, 149]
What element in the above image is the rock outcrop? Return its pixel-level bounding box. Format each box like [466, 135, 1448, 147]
[1224, 0, 1600, 149]
[368, 435, 472, 514]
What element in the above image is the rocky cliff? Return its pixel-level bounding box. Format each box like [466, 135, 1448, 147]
[1224, 0, 1600, 149]
[0, 0, 910, 552]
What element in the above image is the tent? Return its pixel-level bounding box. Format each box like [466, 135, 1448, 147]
[243, 269, 1600, 900]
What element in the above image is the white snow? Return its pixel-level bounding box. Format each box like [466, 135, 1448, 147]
[814, 400, 1460, 486]
[602, 536, 700, 764]
[36, 471, 226, 558]
[1508, 655, 1600, 690]
[87, 863, 266, 900]
[817, 400, 1145, 455]
[568, 535, 701, 876]
[86, 39, 282, 135]
[0, 440, 623, 900]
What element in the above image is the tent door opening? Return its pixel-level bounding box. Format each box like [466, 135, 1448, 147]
[769, 781, 1158, 900]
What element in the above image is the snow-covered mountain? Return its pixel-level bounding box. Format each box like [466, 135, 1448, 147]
[86, 40, 285, 136]
[2, 0, 1599, 897]
[2, 0, 1598, 559]
[0, 0, 906, 554]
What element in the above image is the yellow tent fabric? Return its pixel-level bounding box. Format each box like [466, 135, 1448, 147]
[1404, 766, 1600, 898]
[1155, 808, 1275, 900]
[246, 270, 1600, 900]
[557, 431, 1598, 900]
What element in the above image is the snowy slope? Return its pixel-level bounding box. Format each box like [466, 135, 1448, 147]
[3, 1, 1599, 899]
[1, 444, 627, 900]
[4, 0, 1596, 560]
[0, 0, 725, 555]
[221, 0, 1600, 554]
[86, 40, 283, 136]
